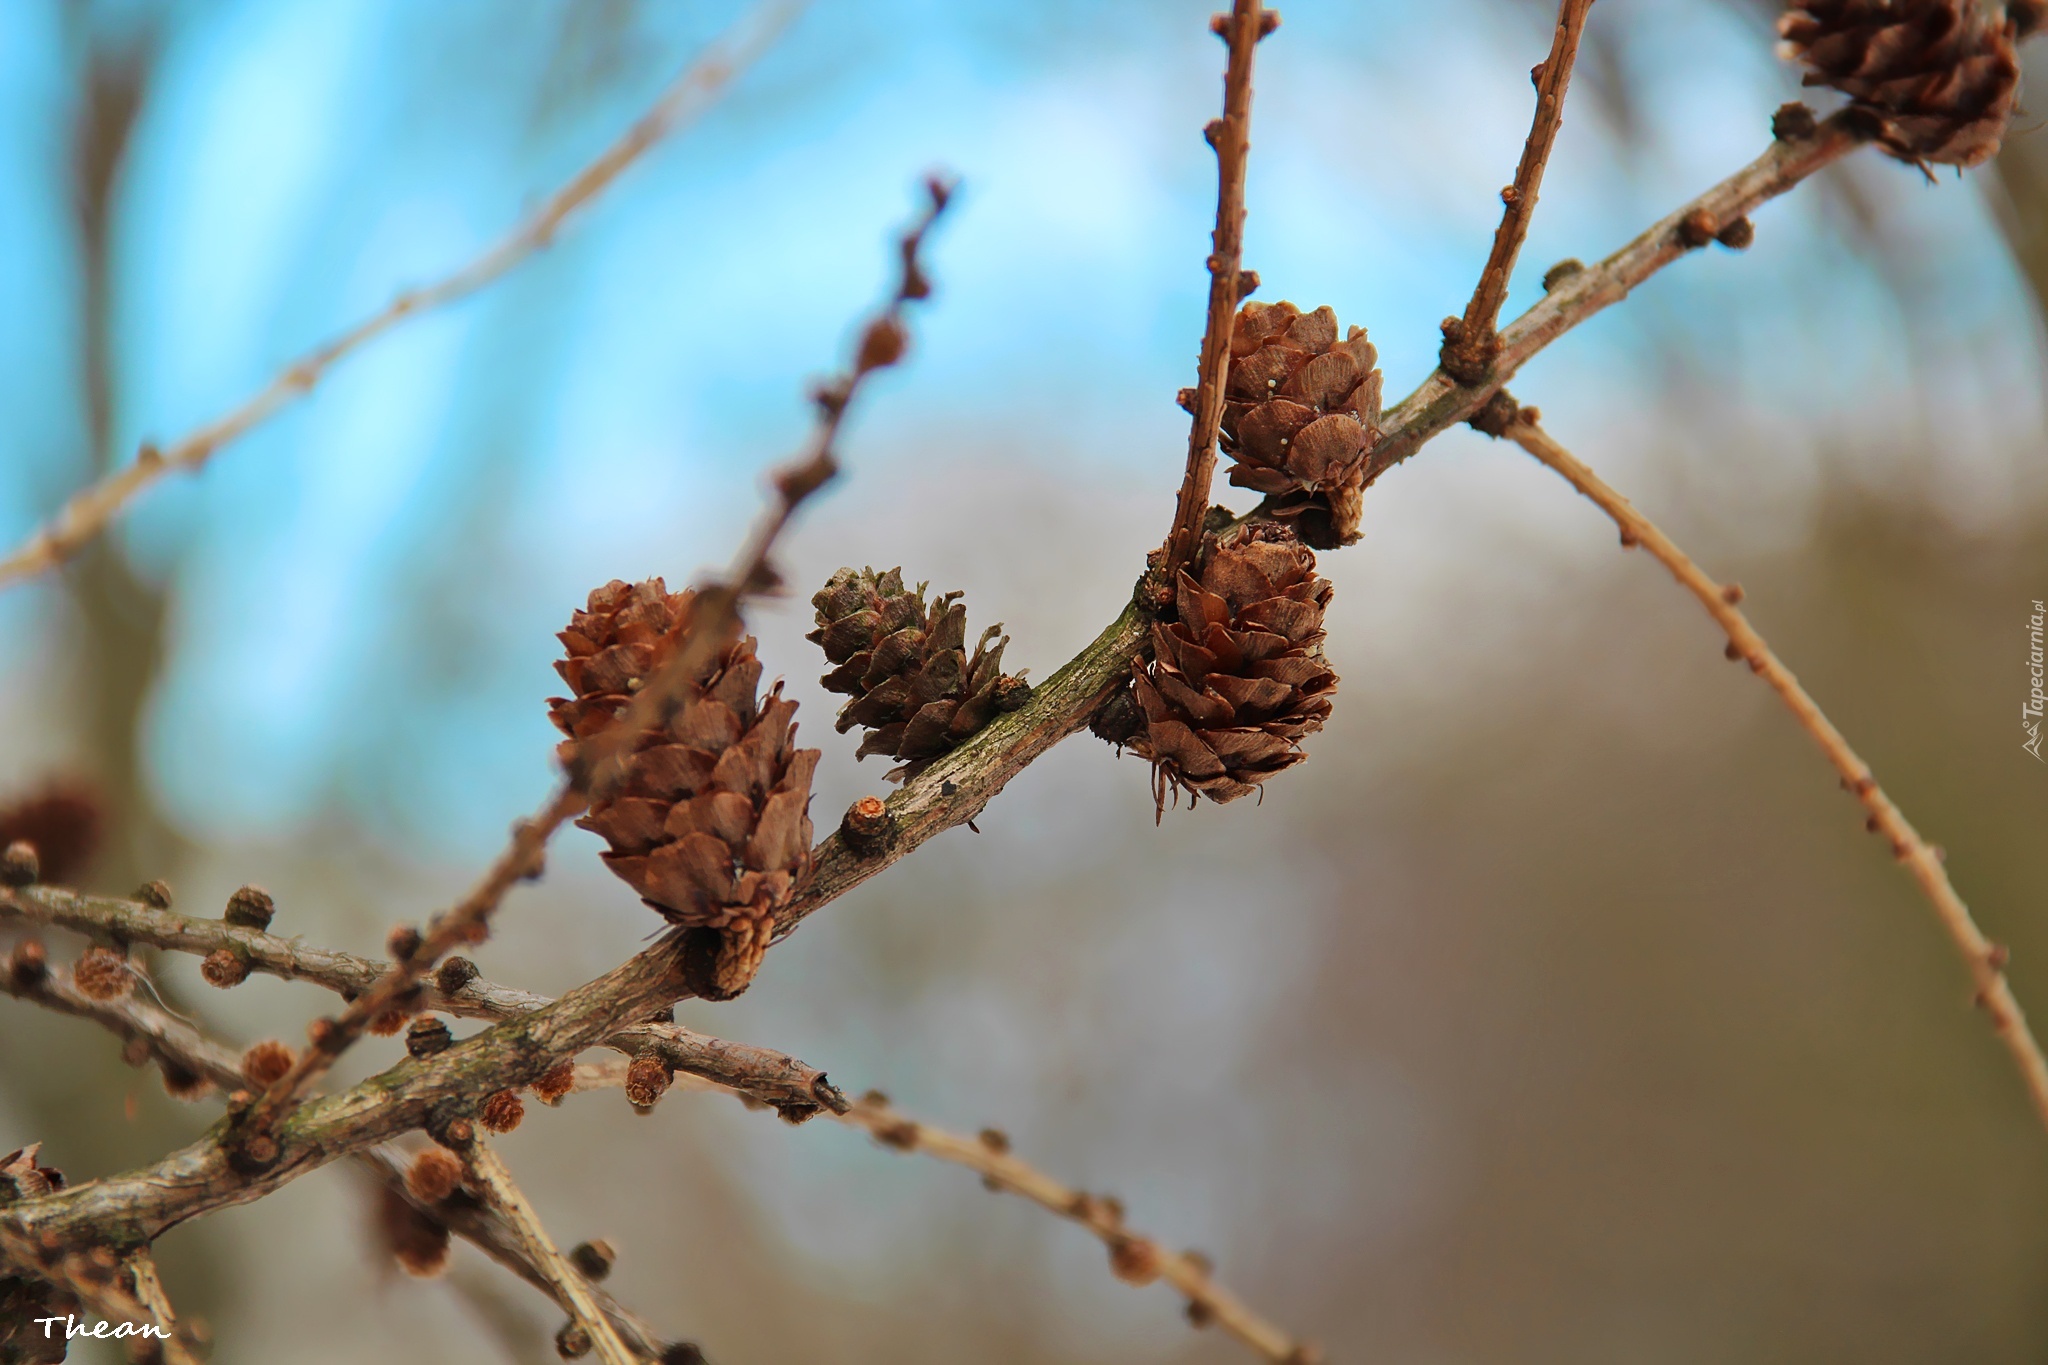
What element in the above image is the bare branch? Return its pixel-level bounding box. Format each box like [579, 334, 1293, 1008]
[0, 884, 846, 1116]
[0, 0, 805, 592]
[576, 1058, 1318, 1365]
[458, 1141, 643, 1365]
[1503, 411, 2048, 1136]
[1162, 0, 1272, 581]
[1441, 0, 1597, 382]
[0, 939, 676, 1355]
[1369, 112, 1864, 484]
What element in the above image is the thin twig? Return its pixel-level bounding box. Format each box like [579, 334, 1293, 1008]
[1370, 112, 1863, 483]
[1503, 412, 2048, 1136]
[1161, 0, 1270, 581]
[839, 1093, 1318, 1364]
[459, 1141, 642, 1365]
[0, 0, 805, 593]
[1441, 0, 1597, 382]
[573, 1057, 1317, 1365]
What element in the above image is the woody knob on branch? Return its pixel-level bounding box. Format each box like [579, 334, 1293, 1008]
[548, 578, 820, 1000]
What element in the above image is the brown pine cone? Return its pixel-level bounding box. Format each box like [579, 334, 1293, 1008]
[1125, 527, 1338, 814]
[1180, 302, 1383, 550]
[548, 578, 820, 999]
[808, 568, 1031, 780]
[1780, 0, 2027, 168]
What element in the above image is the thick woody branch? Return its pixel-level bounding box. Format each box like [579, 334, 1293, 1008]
[1163, 0, 1270, 580]
[0, 884, 845, 1116]
[458, 1142, 642, 1365]
[0, 939, 687, 1250]
[1442, 0, 1596, 382]
[0, 948, 673, 1354]
[0, 0, 805, 592]
[1503, 413, 2048, 1137]
[1369, 111, 1863, 483]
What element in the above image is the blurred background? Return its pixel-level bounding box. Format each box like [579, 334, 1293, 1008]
[3, 0, 2047, 1360]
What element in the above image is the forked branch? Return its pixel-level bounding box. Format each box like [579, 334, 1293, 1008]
[458, 1141, 641, 1365]
[1503, 412, 2048, 1136]
[1441, 0, 1597, 383]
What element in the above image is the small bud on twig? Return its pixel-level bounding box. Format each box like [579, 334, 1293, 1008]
[569, 1240, 616, 1282]
[223, 885, 274, 930]
[479, 1090, 525, 1133]
[72, 946, 133, 1001]
[405, 1015, 452, 1059]
[201, 948, 249, 989]
[1, 840, 39, 887]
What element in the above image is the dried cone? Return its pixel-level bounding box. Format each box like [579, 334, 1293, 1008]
[808, 568, 1030, 779]
[1184, 302, 1382, 550]
[1779, 0, 2030, 168]
[1126, 527, 1337, 814]
[548, 579, 819, 1000]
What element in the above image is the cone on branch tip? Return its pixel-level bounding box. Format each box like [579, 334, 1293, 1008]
[548, 578, 820, 1000]
[808, 568, 1031, 780]
[1119, 526, 1337, 817]
[1779, 0, 2033, 169]
[1181, 301, 1383, 550]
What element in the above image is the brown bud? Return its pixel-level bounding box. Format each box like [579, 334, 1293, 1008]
[856, 317, 908, 373]
[533, 1061, 576, 1107]
[435, 956, 478, 997]
[432, 1116, 475, 1150]
[1719, 583, 1745, 605]
[839, 796, 895, 857]
[569, 1239, 616, 1282]
[223, 885, 275, 930]
[134, 879, 172, 909]
[161, 1062, 209, 1101]
[555, 1323, 592, 1360]
[1988, 943, 2012, 971]
[1234, 268, 1261, 301]
[875, 1119, 920, 1150]
[1541, 258, 1584, 292]
[407, 1148, 465, 1204]
[660, 1346, 707, 1365]
[624, 1055, 673, 1109]
[377, 1185, 450, 1278]
[976, 1128, 1011, 1154]
[1772, 101, 1818, 142]
[240, 1040, 296, 1088]
[307, 1017, 343, 1052]
[1187, 1297, 1218, 1328]
[1676, 209, 1717, 249]
[1108, 1235, 1163, 1286]
[1, 840, 38, 887]
[367, 998, 417, 1037]
[1716, 217, 1755, 250]
[8, 939, 48, 989]
[72, 945, 132, 1001]
[406, 1015, 452, 1059]
[480, 1090, 525, 1134]
[386, 925, 422, 962]
[200, 948, 249, 989]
